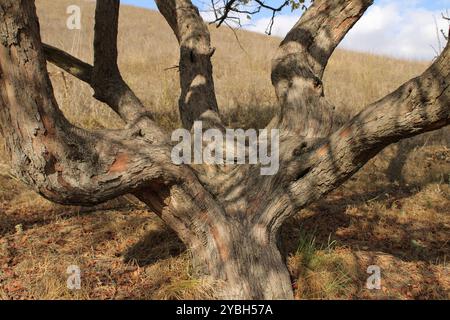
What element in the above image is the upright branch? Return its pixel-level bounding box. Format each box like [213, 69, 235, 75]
[156, 0, 221, 129]
[271, 0, 374, 138]
[43, 43, 93, 83]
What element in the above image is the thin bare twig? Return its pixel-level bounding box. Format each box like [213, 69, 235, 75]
[208, 0, 307, 35]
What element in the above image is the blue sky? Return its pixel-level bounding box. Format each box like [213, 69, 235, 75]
[121, 0, 450, 60]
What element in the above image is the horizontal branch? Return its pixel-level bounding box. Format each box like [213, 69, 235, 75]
[43, 42, 149, 123]
[210, 0, 295, 34]
[43, 44, 93, 82]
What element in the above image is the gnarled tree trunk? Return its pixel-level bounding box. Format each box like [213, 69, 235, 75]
[0, 0, 448, 299]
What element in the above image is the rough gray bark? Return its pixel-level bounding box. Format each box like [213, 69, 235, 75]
[271, 0, 374, 138]
[0, 0, 448, 300]
[155, 0, 222, 130]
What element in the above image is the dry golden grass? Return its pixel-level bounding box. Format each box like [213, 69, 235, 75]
[0, 0, 448, 300]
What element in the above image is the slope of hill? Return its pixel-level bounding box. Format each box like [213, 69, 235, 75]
[0, 0, 448, 299]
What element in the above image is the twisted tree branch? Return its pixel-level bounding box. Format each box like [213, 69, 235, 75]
[0, 0, 178, 206]
[262, 40, 450, 230]
[43, 43, 93, 83]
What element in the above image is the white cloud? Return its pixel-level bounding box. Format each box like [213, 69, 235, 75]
[230, 2, 449, 61]
[200, 10, 218, 23]
[340, 3, 449, 60]
[246, 15, 298, 36]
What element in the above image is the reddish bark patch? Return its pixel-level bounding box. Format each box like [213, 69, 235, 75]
[339, 127, 353, 140]
[108, 153, 129, 174]
[316, 144, 330, 158]
[40, 114, 56, 136]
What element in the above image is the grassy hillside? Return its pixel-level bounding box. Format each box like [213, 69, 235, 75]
[0, 0, 448, 299]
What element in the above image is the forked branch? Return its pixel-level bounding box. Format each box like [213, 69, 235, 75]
[44, 0, 165, 140]
[256, 0, 449, 230]
[90, 0, 143, 124]
[1, 0, 450, 301]
[264, 41, 450, 230]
